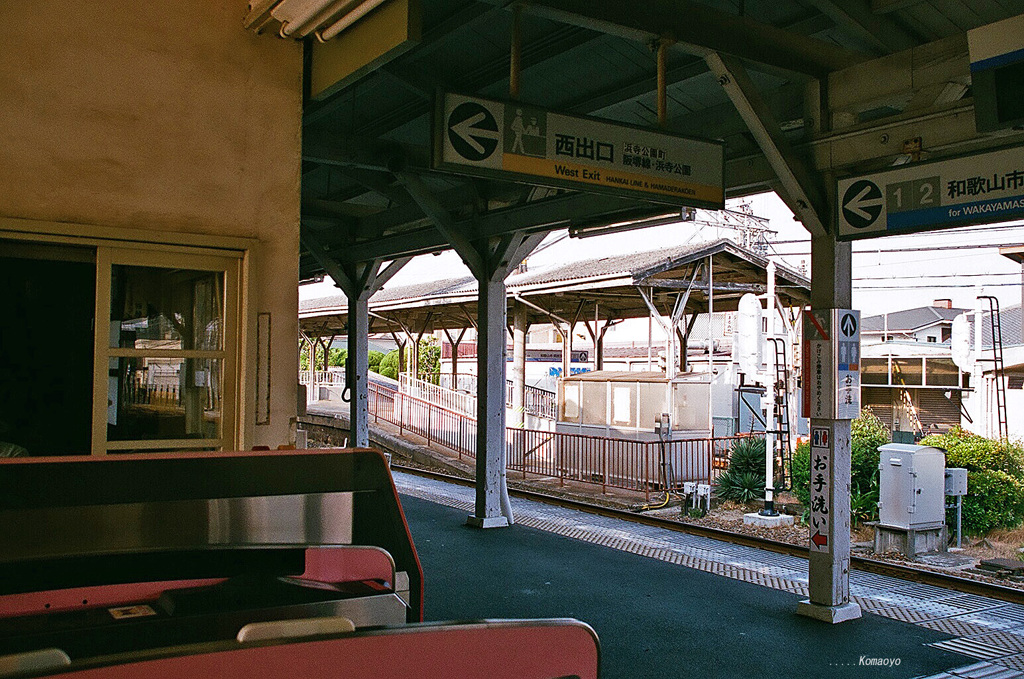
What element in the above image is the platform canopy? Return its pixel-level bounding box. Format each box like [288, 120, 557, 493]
[270, 0, 1024, 585]
[299, 239, 810, 337]
[286, 0, 1024, 280]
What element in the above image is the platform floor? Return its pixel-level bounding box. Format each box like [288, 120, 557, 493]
[395, 471, 1024, 679]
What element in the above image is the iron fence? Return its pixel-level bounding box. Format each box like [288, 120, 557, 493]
[367, 381, 744, 499]
[506, 380, 558, 420]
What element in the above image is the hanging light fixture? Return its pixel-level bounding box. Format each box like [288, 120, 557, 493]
[316, 0, 388, 41]
[244, 0, 388, 41]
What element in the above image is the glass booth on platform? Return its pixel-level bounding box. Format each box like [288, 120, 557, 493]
[556, 371, 713, 440]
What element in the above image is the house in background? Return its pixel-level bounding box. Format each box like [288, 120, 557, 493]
[858, 296, 1024, 443]
[962, 302, 1024, 441]
[861, 300, 967, 345]
[859, 301, 972, 440]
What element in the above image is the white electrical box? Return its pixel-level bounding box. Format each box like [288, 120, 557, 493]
[877, 444, 946, 530]
[944, 468, 968, 496]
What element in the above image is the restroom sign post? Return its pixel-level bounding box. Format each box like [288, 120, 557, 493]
[802, 309, 860, 420]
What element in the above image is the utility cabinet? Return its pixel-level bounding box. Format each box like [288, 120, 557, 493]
[877, 443, 946, 530]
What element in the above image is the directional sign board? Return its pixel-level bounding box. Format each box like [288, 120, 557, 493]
[433, 93, 725, 209]
[838, 145, 1024, 240]
[809, 425, 832, 554]
[836, 310, 861, 420]
[802, 309, 860, 420]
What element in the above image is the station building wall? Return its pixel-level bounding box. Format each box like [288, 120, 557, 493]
[0, 2, 303, 451]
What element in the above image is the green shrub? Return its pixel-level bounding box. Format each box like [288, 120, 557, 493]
[921, 427, 1024, 534]
[726, 437, 766, 476]
[792, 440, 811, 506]
[715, 437, 766, 502]
[368, 350, 385, 373]
[717, 471, 766, 503]
[851, 412, 890, 486]
[328, 347, 347, 367]
[952, 469, 1024, 535]
[921, 426, 1024, 476]
[850, 481, 879, 528]
[791, 411, 890, 522]
[377, 350, 400, 380]
[300, 346, 325, 371]
[417, 340, 441, 380]
[792, 420, 1024, 535]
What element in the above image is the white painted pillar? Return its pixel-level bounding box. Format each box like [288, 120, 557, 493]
[512, 301, 527, 428]
[348, 296, 370, 448]
[763, 260, 777, 514]
[567, 322, 575, 377]
[798, 234, 860, 624]
[974, 296, 987, 437]
[468, 273, 513, 528]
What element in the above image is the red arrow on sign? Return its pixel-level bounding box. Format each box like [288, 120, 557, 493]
[811, 531, 828, 548]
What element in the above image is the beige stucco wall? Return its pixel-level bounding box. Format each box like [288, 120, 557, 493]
[0, 2, 303, 448]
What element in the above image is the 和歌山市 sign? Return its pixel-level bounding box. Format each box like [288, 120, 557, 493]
[838, 145, 1024, 240]
[433, 93, 724, 209]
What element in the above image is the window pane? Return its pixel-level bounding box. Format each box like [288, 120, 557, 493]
[672, 382, 710, 430]
[110, 265, 223, 350]
[638, 382, 669, 431]
[862, 358, 889, 385]
[892, 358, 923, 385]
[581, 382, 608, 426]
[925, 357, 960, 387]
[561, 383, 580, 421]
[108, 357, 222, 441]
[611, 385, 636, 427]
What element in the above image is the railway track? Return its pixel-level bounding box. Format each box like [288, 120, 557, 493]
[393, 463, 1024, 607]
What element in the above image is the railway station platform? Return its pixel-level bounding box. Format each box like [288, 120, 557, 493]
[395, 470, 1024, 679]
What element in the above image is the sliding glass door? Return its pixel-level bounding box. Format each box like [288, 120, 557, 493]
[93, 247, 241, 454]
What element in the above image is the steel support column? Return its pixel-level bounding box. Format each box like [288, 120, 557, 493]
[466, 233, 544, 528]
[470, 271, 512, 527]
[395, 171, 544, 527]
[348, 296, 370, 446]
[798, 233, 861, 624]
[301, 233, 411, 449]
[511, 301, 528, 428]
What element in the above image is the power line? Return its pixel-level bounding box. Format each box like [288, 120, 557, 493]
[769, 222, 1024, 245]
[855, 281, 1022, 289]
[854, 271, 1021, 281]
[772, 242, 1024, 256]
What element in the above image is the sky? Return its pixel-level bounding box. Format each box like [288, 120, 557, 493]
[300, 191, 1024, 337]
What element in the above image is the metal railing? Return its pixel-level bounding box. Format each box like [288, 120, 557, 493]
[367, 381, 742, 499]
[399, 373, 476, 416]
[299, 370, 346, 386]
[123, 374, 222, 412]
[305, 369, 557, 420]
[369, 380, 476, 456]
[437, 373, 478, 393]
[506, 380, 558, 420]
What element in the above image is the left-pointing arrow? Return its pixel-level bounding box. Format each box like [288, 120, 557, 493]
[447, 101, 500, 162]
[811, 531, 828, 548]
[452, 113, 499, 154]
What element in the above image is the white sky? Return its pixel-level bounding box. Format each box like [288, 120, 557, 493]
[300, 191, 1024, 341]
